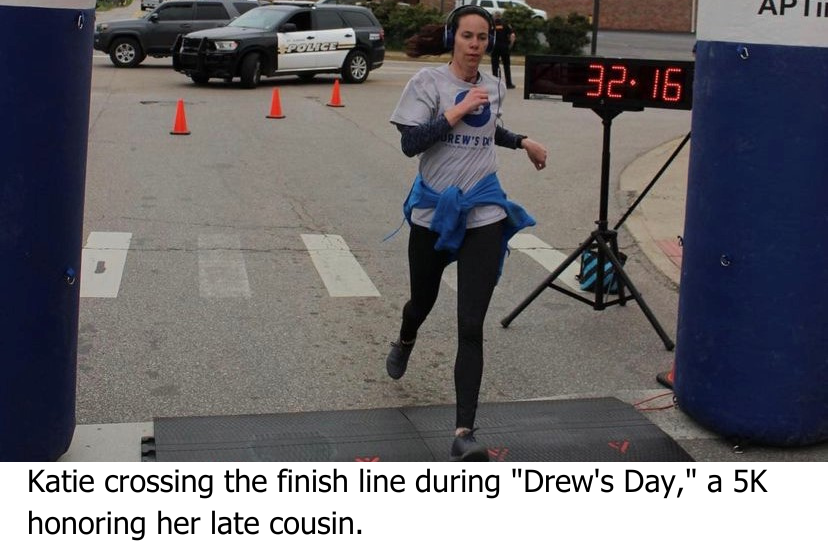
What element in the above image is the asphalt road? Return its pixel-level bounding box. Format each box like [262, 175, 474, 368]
[80, 7, 826, 461]
[83, 52, 677, 414]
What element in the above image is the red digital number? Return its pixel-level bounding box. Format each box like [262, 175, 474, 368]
[662, 68, 683, 102]
[586, 63, 604, 97]
[651, 68, 661, 99]
[652, 67, 683, 102]
[607, 65, 628, 98]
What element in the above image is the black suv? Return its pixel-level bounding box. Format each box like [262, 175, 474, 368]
[171, 3, 385, 88]
[94, 0, 261, 67]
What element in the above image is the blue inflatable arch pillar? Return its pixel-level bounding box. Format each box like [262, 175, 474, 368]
[675, 0, 828, 445]
[0, 0, 95, 460]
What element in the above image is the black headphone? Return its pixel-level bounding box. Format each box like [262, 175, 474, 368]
[443, 5, 495, 53]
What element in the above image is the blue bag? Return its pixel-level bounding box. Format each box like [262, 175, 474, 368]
[577, 246, 627, 294]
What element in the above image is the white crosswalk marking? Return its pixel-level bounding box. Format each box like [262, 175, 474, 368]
[442, 263, 458, 292]
[430, 235, 582, 293]
[198, 234, 251, 298]
[82, 231, 580, 301]
[80, 232, 132, 298]
[301, 234, 380, 297]
[508, 234, 583, 291]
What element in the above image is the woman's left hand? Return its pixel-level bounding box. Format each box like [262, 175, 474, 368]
[522, 138, 548, 170]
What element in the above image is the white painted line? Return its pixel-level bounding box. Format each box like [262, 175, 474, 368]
[301, 234, 380, 297]
[80, 232, 132, 298]
[198, 234, 251, 298]
[508, 234, 583, 292]
[442, 263, 457, 292]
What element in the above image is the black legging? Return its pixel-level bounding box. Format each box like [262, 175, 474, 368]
[398, 220, 504, 429]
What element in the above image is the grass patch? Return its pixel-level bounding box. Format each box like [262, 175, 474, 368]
[96, 0, 133, 11]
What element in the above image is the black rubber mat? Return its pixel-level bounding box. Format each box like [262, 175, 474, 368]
[147, 397, 693, 462]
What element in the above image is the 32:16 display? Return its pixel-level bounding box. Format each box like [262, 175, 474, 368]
[585, 63, 685, 103]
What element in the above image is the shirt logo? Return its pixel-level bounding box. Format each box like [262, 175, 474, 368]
[454, 90, 491, 128]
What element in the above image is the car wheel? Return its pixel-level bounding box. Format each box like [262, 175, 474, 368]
[109, 37, 145, 68]
[342, 50, 369, 84]
[191, 74, 209, 85]
[239, 53, 262, 89]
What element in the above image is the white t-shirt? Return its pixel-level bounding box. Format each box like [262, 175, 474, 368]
[390, 64, 507, 229]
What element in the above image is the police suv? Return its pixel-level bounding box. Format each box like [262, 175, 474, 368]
[172, 3, 385, 88]
[95, 0, 261, 68]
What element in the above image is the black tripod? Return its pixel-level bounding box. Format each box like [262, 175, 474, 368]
[502, 105, 686, 351]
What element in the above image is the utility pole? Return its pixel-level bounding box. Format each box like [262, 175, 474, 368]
[590, 0, 600, 56]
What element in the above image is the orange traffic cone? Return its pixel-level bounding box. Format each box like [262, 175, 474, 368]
[266, 88, 285, 119]
[326, 79, 344, 108]
[656, 361, 675, 389]
[170, 99, 190, 135]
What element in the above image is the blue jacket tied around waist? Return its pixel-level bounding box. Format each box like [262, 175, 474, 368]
[403, 173, 536, 275]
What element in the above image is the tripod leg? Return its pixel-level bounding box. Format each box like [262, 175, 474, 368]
[594, 237, 606, 309]
[607, 234, 626, 306]
[613, 132, 691, 231]
[501, 234, 596, 328]
[595, 237, 675, 351]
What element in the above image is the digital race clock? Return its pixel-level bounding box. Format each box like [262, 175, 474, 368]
[524, 56, 695, 111]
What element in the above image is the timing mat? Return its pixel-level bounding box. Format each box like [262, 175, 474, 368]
[144, 397, 692, 462]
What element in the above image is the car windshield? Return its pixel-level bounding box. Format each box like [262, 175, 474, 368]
[228, 7, 289, 30]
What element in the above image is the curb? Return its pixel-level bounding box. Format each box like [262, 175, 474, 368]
[618, 136, 690, 287]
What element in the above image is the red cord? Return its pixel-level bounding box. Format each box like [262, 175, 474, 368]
[633, 391, 675, 411]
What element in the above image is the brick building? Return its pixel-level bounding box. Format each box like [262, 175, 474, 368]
[425, 0, 698, 33]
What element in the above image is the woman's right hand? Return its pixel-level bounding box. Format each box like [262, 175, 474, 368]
[445, 86, 490, 126]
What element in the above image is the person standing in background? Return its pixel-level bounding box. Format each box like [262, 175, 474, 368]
[491, 11, 516, 89]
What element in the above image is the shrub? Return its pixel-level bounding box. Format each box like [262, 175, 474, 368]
[541, 12, 592, 56]
[504, 8, 591, 55]
[370, 1, 444, 50]
[96, 0, 131, 9]
[502, 6, 547, 55]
